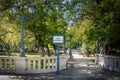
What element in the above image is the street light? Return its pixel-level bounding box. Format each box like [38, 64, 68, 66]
[64, 27, 67, 54]
[69, 35, 73, 60]
[69, 39, 73, 59]
[10, 3, 35, 57]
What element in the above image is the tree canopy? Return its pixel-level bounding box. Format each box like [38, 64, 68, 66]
[0, 0, 120, 56]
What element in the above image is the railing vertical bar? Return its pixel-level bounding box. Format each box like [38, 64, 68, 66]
[48, 58, 50, 70]
[5, 58, 7, 69]
[38, 59, 41, 70]
[33, 59, 35, 70]
[43, 58, 46, 70]
[28, 59, 30, 70]
[52, 58, 54, 69]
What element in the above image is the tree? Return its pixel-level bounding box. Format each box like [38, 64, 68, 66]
[0, 16, 21, 55]
[24, 0, 68, 55]
[74, 0, 120, 56]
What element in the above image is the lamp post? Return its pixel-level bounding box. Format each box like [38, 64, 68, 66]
[64, 36, 66, 54]
[69, 35, 73, 60]
[69, 39, 72, 59]
[64, 27, 67, 54]
[10, 3, 35, 57]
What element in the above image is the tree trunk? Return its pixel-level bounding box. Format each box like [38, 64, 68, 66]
[46, 44, 50, 56]
[53, 44, 56, 54]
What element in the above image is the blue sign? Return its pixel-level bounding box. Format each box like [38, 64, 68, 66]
[52, 33, 65, 75]
[52, 34, 65, 44]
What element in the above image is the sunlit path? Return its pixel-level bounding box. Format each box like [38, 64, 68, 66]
[59, 50, 120, 80]
[72, 53, 84, 59]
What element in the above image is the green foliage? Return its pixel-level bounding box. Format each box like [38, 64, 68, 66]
[25, 0, 68, 47]
[0, 0, 71, 55]
[0, 16, 20, 55]
[82, 0, 120, 56]
[1, 0, 120, 57]
[65, 0, 120, 56]
[80, 0, 120, 46]
[0, 0, 15, 12]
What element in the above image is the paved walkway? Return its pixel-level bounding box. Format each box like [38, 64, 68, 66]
[0, 50, 120, 80]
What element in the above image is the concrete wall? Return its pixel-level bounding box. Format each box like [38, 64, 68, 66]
[96, 54, 120, 72]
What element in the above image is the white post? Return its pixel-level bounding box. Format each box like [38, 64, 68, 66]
[15, 57, 27, 74]
[38, 59, 41, 70]
[48, 58, 50, 70]
[43, 59, 46, 70]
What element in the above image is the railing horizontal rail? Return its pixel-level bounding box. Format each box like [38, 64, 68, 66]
[0, 54, 68, 74]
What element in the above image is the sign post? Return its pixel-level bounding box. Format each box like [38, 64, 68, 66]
[52, 34, 65, 75]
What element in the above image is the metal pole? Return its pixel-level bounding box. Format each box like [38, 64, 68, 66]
[64, 28, 66, 54]
[69, 40, 73, 59]
[64, 43, 66, 54]
[56, 44, 60, 75]
[20, 15, 25, 57]
[64, 35, 66, 54]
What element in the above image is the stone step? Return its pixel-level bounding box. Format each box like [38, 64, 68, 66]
[9, 76, 55, 80]
[8, 76, 106, 80]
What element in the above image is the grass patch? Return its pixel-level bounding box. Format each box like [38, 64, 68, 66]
[0, 52, 56, 57]
[25, 53, 41, 57]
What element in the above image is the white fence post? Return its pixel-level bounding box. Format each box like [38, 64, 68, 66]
[15, 57, 27, 74]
